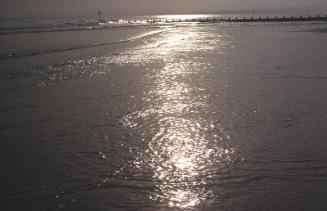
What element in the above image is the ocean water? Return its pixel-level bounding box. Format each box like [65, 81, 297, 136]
[1, 15, 327, 210]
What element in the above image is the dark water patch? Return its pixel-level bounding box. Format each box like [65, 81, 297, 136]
[0, 29, 166, 61]
[302, 27, 327, 33]
[0, 40, 127, 61]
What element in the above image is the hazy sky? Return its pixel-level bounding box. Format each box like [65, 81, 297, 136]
[0, 0, 326, 18]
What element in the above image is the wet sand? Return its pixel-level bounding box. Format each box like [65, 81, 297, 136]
[1, 22, 327, 210]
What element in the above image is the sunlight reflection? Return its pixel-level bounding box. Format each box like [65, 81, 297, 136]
[156, 14, 222, 21]
[147, 33, 233, 207]
[148, 113, 234, 208]
[120, 26, 236, 208]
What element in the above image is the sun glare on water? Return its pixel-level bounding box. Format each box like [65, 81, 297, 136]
[120, 25, 236, 208]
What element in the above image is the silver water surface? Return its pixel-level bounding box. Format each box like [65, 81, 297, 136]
[119, 26, 238, 208]
[2, 22, 327, 210]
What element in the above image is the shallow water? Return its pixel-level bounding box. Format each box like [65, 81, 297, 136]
[1, 21, 327, 210]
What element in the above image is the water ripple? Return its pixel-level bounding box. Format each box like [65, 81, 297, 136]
[118, 26, 238, 208]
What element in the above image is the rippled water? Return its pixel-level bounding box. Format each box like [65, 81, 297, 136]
[1, 21, 327, 210]
[118, 27, 238, 208]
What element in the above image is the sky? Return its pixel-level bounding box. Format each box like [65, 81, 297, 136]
[0, 0, 326, 18]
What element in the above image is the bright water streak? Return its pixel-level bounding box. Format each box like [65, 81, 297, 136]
[120, 27, 237, 208]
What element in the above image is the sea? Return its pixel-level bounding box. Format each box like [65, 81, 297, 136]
[1, 13, 327, 210]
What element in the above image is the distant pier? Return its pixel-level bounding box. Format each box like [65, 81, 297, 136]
[141, 15, 327, 24]
[214, 15, 327, 23]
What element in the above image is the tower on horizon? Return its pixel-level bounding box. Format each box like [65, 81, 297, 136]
[98, 10, 101, 22]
